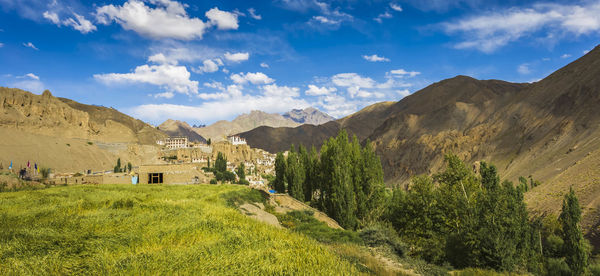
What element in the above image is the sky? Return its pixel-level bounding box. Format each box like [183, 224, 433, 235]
[0, 0, 598, 125]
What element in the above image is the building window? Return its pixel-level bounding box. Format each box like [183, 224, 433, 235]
[148, 173, 163, 184]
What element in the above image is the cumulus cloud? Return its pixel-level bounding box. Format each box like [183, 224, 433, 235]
[94, 61, 199, 95]
[10, 73, 44, 93]
[224, 51, 250, 62]
[561, 53, 572, 58]
[44, 10, 96, 33]
[205, 7, 239, 30]
[397, 89, 411, 97]
[442, 2, 600, 52]
[260, 62, 269, 68]
[517, 63, 531, 74]
[363, 54, 390, 62]
[312, 15, 340, 25]
[390, 69, 420, 77]
[374, 11, 392, 23]
[248, 8, 262, 20]
[193, 58, 223, 74]
[390, 3, 403, 12]
[18, 73, 40, 80]
[95, 0, 208, 40]
[332, 73, 376, 88]
[23, 42, 38, 50]
[230, 72, 274, 85]
[128, 84, 308, 123]
[306, 84, 336, 96]
[153, 91, 175, 99]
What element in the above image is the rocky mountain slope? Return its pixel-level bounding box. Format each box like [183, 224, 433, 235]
[0, 87, 166, 172]
[283, 107, 335, 125]
[158, 119, 206, 142]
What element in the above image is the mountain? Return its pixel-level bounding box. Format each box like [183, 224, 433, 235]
[194, 110, 300, 142]
[238, 101, 396, 152]
[238, 45, 600, 245]
[0, 87, 166, 172]
[282, 107, 335, 125]
[158, 119, 206, 143]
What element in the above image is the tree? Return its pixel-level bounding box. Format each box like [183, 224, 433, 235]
[273, 152, 286, 193]
[236, 162, 246, 184]
[114, 158, 122, 173]
[286, 145, 305, 201]
[559, 187, 588, 275]
[127, 162, 133, 173]
[215, 152, 227, 173]
[207, 138, 212, 145]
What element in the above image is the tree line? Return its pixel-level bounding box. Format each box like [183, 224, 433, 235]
[272, 129, 592, 274]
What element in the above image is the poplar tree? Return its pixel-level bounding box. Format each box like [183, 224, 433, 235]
[286, 145, 305, 201]
[273, 152, 286, 193]
[559, 187, 588, 275]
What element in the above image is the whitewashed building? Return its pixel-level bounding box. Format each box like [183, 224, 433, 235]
[227, 135, 247, 145]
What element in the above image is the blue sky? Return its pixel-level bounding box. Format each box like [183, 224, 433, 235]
[0, 0, 598, 125]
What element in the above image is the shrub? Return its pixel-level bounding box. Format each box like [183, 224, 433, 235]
[545, 258, 572, 276]
[210, 179, 217, 184]
[359, 224, 407, 257]
[278, 210, 362, 244]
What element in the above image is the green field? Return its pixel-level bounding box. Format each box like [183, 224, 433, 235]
[0, 184, 363, 275]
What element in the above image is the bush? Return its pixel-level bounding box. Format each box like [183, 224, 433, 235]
[210, 179, 217, 184]
[237, 179, 250, 185]
[590, 262, 600, 276]
[359, 224, 407, 257]
[546, 258, 572, 276]
[545, 234, 564, 258]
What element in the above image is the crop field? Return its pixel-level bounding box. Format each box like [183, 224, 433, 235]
[0, 184, 362, 275]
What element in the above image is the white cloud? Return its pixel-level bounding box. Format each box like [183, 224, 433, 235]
[390, 3, 403, 12]
[442, 2, 600, 52]
[332, 73, 376, 88]
[96, 0, 208, 40]
[306, 84, 336, 96]
[0, 42, 3, 48]
[94, 62, 198, 95]
[44, 11, 96, 34]
[374, 11, 392, 23]
[230, 72, 274, 85]
[260, 62, 269, 68]
[362, 54, 390, 62]
[517, 63, 531, 75]
[128, 84, 308, 123]
[312, 15, 340, 25]
[561, 53, 572, 58]
[390, 69, 420, 77]
[205, 7, 239, 30]
[153, 92, 174, 99]
[248, 8, 262, 20]
[224, 51, 250, 62]
[194, 58, 223, 74]
[43, 11, 60, 24]
[62, 13, 96, 34]
[23, 42, 38, 50]
[16, 73, 40, 80]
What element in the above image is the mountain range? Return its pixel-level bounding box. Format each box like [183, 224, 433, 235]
[239, 45, 600, 244]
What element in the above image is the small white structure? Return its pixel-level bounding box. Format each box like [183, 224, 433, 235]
[227, 135, 247, 145]
[164, 137, 189, 149]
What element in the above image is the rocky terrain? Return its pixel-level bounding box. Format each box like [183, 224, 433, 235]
[0, 87, 166, 172]
[282, 107, 335, 125]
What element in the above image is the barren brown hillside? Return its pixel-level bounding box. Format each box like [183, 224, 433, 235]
[0, 88, 166, 172]
[158, 119, 206, 142]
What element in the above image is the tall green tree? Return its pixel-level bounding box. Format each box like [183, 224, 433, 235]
[215, 152, 227, 173]
[286, 145, 305, 201]
[358, 139, 386, 226]
[273, 152, 287, 193]
[559, 187, 588, 275]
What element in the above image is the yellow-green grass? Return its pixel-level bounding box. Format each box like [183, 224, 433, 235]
[0, 184, 363, 275]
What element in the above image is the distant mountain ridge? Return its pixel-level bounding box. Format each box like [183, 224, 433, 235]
[158, 119, 206, 143]
[283, 107, 335, 125]
[189, 107, 334, 142]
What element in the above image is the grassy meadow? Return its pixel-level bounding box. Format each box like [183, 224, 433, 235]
[0, 184, 363, 275]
